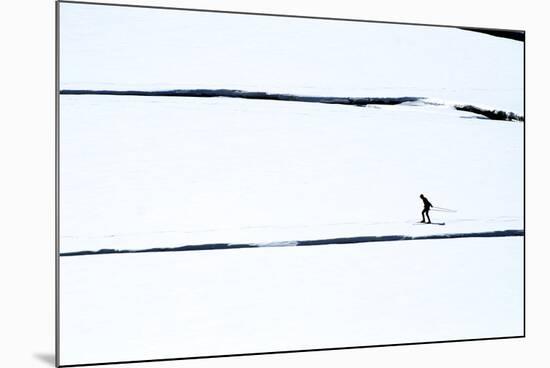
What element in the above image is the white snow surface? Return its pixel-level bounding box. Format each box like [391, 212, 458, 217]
[59, 237, 523, 365]
[59, 3, 523, 114]
[58, 4, 524, 365]
[60, 96, 523, 253]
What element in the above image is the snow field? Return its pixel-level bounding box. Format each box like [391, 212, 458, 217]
[60, 236, 523, 365]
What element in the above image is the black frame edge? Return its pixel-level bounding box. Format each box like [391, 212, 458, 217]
[59, 336, 525, 367]
[55, 0, 61, 366]
[57, 0, 526, 33]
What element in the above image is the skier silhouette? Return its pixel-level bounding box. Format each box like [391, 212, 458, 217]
[420, 194, 433, 223]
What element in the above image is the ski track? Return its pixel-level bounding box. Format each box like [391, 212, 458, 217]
[60, 229, 524, 257]
[60, 216, 522, 240]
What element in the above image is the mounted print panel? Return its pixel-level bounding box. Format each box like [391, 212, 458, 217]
[56, 1, 524, 366]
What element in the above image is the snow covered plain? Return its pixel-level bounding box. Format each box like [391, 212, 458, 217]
[59, 3, 523, 114]
[60, 237, 523, 364]
[58, 95, 524, 365]
[60, 96, 523, 253]
[58, 2, 524, 366]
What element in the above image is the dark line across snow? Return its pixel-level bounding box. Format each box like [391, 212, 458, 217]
[60, 89, 524, 121]
[60, 229, 524, 257]
[60, 88, 420, 107]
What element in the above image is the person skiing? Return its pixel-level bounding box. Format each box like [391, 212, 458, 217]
[419, 194, 433, 223]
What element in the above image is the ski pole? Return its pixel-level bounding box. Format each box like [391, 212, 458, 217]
[432, 206, 457, 213]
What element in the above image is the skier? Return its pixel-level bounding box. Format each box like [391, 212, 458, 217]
[419, 194, 433, 223]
